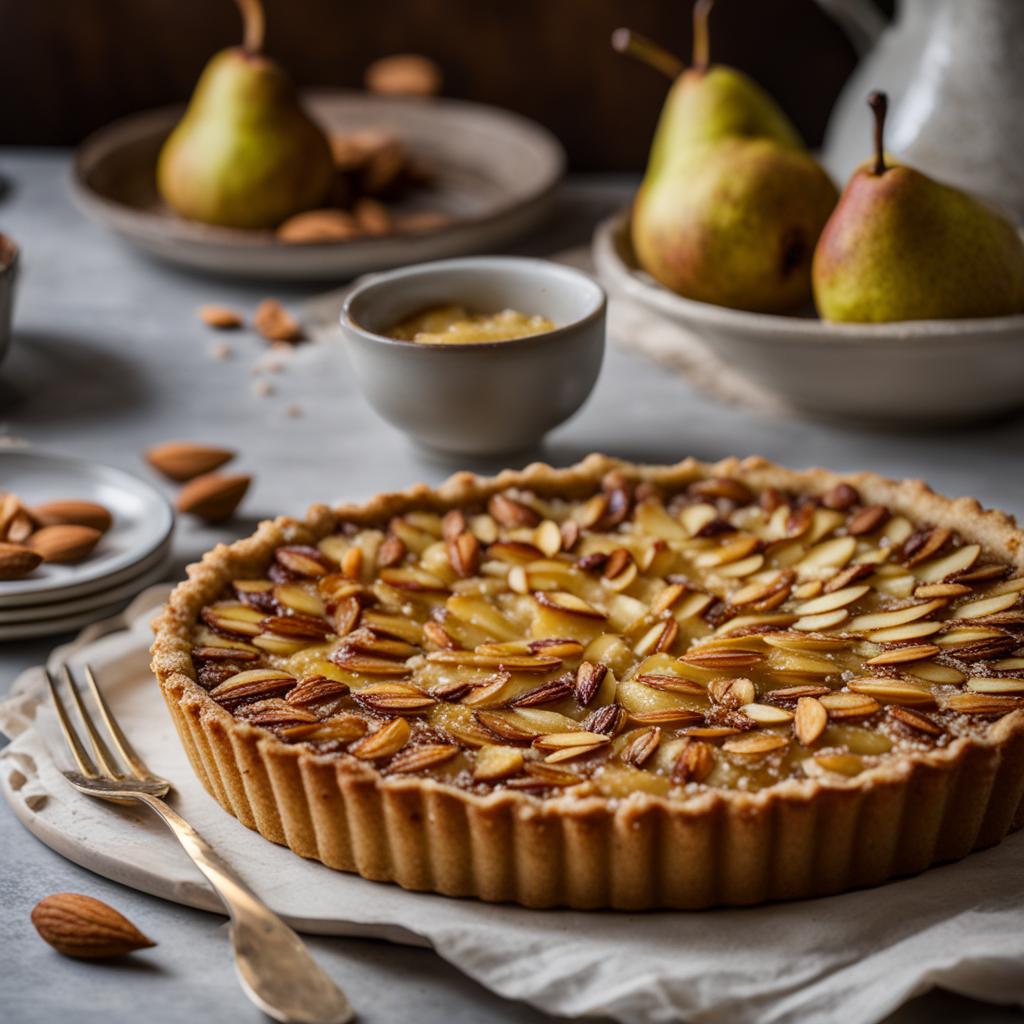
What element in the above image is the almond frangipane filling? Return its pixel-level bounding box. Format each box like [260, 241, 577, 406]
[189, 473, 1024, 798]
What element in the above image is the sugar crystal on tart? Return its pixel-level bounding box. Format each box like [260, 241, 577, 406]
[152, 455, 1024, 909]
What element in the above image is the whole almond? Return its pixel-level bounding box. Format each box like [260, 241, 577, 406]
[29, 525, 102, 563]
[365, 53, 442, 97]
[145, 441, 235, 482]
[31, 500, 112, 534]
[177, 473, 251, 523]
[277, 209, 360, 244]
[0, 492, 20, 537]
[253, 299, 303, 344]
[197, 304, 243, 329]
[31, 893, 155, 959]
[0, 542, 42, 579]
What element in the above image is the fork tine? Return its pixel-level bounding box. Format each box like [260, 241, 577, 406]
[82, 664, 150, 781]
[60, 663, 123, 779]
[46, 669, 99, 778]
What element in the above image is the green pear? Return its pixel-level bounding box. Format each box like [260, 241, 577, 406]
[157, 0, 334, 230]
[614, 0, 804, 181]
[632, 137, 838, 312]
[814, 92, 1024, 322]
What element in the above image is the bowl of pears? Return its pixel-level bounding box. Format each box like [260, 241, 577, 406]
[594, 0, 1024, 425]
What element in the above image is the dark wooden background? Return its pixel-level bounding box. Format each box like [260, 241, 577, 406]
[0, 0, 891, 170]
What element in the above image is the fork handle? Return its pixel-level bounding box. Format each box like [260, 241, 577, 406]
[137, 793, 354, 1024]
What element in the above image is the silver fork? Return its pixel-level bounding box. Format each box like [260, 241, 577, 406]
[46, 662, 354, 1024]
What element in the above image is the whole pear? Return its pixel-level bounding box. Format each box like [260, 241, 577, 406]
[632, 137, 839, 313]
[157, 0, 333, 230]
[813, 93, 1024, 322]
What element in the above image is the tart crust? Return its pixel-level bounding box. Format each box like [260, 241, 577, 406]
[151, 454, 1024, 909]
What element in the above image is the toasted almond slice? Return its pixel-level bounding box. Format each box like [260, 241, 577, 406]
[534, 591, 605, 619]
[741, 702, 793, 724]
[914, 583, 971, 599]
[574, 661, 608, 706]
[388, 743, 460, 774]
[621, 726, 661, 768]
[722, 732, 789, 756]
[847, 678, 935, 706]
[533, 731, 610, 752]
[820, 691, 881, 718]
[679, 502, 718, 536]
[650, 582, 687, 616]
[993, 657, 1024, 671]
[673, 592, 715, 621]
[473, 744, 525, 781]
[762, 632, 851, 652]
[888, 706, 944, 736]
[715, 612, 797, 635]
[639, 673, 708, 697]
[794, 696, 828, 745]
[865, 643, 940, 666]
[533, 519, 563, 558]
[707, 677, 756, 706]
[331, 650, 411, 675]
[934, 627, 1006, 648]
[794, 580, 823, 600]
[795, 536, 857, 572]
[955, 591, 1020, 620]
[681, 726, 741, 738]
[670, 738, 716, 783]
[848, 599, 946, 633]
[509, 678, 575, 708]
[488, 540, 544, 564]
[350, 718, 411, 759]
[633, 619, 678, 657]
[793, 609, 850, 632]
[695, 533, 760, 568]
[281, 716, 369, 743]
[715, 553, 764, 579]
[763, 684, 831, 703]
[680, 647, 764, 669]
[426, 650, 562, 672]
[986, 575, 1024, 596]
[474, 710, 541, 743]
[914, 543, 980, 583]
[379, 566, 450, 593]
[210, 669, 295, 704]
[796, 585, 871, 617]
[866, 620, 943, 643]
[846, 504, 889, 536]
[943, 692, 1023, 716]
[966, 677, 1024, 695]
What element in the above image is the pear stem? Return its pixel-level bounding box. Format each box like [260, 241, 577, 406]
[692, 0, 715, 74]
[868, 91, 888, 175]
[611, 28, 684, 80]
[236, 0, 265, 55]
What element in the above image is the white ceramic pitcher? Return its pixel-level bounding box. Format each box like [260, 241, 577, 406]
[817, 0, 1024, 222]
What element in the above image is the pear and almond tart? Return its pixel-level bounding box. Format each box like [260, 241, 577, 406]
[152, 455, 1024, 909]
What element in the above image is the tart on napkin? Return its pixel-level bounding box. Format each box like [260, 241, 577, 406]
[151, 455, 1024, 909]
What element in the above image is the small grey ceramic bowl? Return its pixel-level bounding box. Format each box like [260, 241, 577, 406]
[340, 256, 606, 456]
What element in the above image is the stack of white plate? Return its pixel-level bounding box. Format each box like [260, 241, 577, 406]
[0, 449, 174, 640]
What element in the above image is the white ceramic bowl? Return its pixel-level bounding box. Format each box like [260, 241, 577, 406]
[593, 211, 1024, 424]
[340, 257, 606, 456]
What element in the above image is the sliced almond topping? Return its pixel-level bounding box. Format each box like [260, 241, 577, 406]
[813, 753, 864, 776]
[210, 669, 295, 705]
[763, 684, 831, 703]
[281, 715, 368, 743]
[819, 691, 881, 718]
[622, 727, 661, 768]
[955, 591, 1020, 620]
[459, 672, 516, 709]
[650, 581, 687, 615]
[286, 676, 351, 706]
[846, 504, 889, 536]
[488, 493, 540, 528]
[355, 682, 436, 714]
[901, 527, 952, 567]
[707, 676, 755, 707]
[583, 703, 627, 736]
[377, 533, 407, 568]
[888, 705, 944, 737]
[741, 702, 793, 725]
[331, 649, 412, 676]
[848, 599, 946, 633]
[794, 696, 828, 745]
[275, 545, 330, 578]
[680, 647, 764, 669]
[865, 643, 941, 666]
[824, 564, 875, 593]
[388, 743, 460, 774]
[793, 609, 849, 632]
[847, 678, 935, 707]
[722, 733, 789, 756]
[427, 650, 562, 672]
[534, 591, 605, 619]
[629, 707, 705, 727]
[640, 673, 709, 697]
[575, 661, 608, 706]
[821, 483, 859, 510]
[944, 693, 1023, 716]
[509, 677, 575, 708]
[795, 584, 870, 616]
[474, 709, 541, 743]
[341, 546, 364, 581]
[695, 533, 760, 568]
[866, 620, 942, 643]
[259, 613, 332, 641]
[965, 677, 1024, 695]
[915, 543, 980, 584]
[762, 632, 851, 652]
[633, 619, 678, 657]
[671, 738, 716, 783]
[349, 717, 411, 759]
[682, 726, 742, 738]
[533, 731, 610, 751]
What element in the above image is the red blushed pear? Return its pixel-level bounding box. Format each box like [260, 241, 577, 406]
[813, 92, 1024, 323]
[157, 0, 334, 230]
[615, 0, 838, 314]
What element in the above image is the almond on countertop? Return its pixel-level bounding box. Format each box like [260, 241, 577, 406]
[177, 473, 251, 523]
[31, 500, 112, 534]
[31, 893, 155, 959]
[145, 441, 235, 482]
[29, 525, 102, 564]
[197, 304, 244, 329]
[253, 299, 303, 344]
[0, 542, 42, 579]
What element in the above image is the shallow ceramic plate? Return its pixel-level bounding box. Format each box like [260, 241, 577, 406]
[0, 449, 174, 606]
[593, 211, 1024, 424]
[72, 92, 565, 281]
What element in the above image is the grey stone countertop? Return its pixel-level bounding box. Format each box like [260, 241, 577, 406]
[1, 149, 1022, 1024]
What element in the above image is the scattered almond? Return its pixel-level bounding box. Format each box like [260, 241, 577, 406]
[197, 304, 243, 329]
[29, 525, 102, 564]
[31, 893, 155, 959]
[31, 500, 112, 534]
[277, 209, 360, 244]
[353, 198, 392, 236]
[176, 473, 251, 523]
[254, 299, 303, 344]
[0, 542, 42, 579]
[365, 53, 442, 97]
[145, 441, 235, 482]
